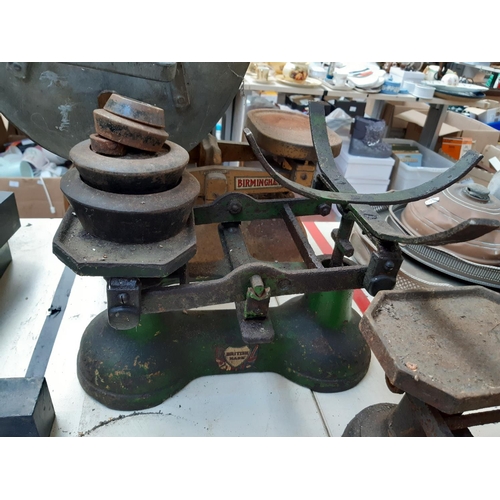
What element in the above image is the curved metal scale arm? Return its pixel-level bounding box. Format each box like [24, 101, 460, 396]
[244, 102, 499, 246]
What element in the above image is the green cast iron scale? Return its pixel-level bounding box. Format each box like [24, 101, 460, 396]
[76, 290, 368, 411]
[53, 99, 491, 411]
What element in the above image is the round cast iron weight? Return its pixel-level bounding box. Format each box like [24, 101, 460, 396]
[70, 139, 189, 194]
[104, 94, 166, 129]
[93, 109, 169, 153]
[89, 133, 128, 157]
[61, 168, 200, 244]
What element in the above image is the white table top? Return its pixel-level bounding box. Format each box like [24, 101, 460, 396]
[1, 218, 499, 437]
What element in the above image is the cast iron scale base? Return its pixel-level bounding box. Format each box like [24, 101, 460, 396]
[53, 97, 500, 425]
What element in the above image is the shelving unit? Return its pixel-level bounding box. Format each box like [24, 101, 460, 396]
[229, 74, 487, 151]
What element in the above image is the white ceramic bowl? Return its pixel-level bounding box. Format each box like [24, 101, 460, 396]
[411, 83, 435, 99]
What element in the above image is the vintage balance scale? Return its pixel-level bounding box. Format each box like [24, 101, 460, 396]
[3, 62, 500, 436]
[51, 92, 500, 437]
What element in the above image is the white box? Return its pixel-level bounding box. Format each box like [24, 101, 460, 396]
[335, 141, 395, 181]
[387, 139, 454, 191]
[464, 106, 500, 123]
[346, 177, 390, 193]
[389, 67, 425, 85]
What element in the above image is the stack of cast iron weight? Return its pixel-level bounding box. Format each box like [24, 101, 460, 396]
[60, 94, 200, 244]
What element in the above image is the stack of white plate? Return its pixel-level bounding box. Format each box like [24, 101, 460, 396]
[420, 81, 488, 100]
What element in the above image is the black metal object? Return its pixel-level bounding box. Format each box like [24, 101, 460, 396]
[71, 140, 189, 194]
[0, 192, 20, 245]
[344, 286, 500, 437]
[53, 210, 198, 278]
[343, 393, 500, 437]
[26, 267, 76, 378]
[343, 395, 457, 437]
[0, 191, 20, 277]
[244, 102, 499, 247]
[1, 264, 75, 437]
[193, 194, 327, 225]
[362, 242, 403, 296]
[107, 278, 142, 330]
[140, 262, 366, 315]
[61, 168, 200, 244]
[219, 223, 275, 344]
[0, 378, 55, 437]
[246, 127, 482, 207]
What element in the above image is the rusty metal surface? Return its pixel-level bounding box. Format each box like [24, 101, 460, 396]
[343, 391, 500, 436]
[141, 262, 367, 314]
[444, 408, 500, 430]
[70, 139, 189, 194]
[61, 168, 200, 244]
[245, 127, 484, 207]
[93, 109, 169, 153]
[104, 94, 165, 128]
[247, 127, 497, 244]
[244, 103, 499, 247]
[246, 109, 342, 161]
[342, 403, 397, 437]
[53, 210, 197, 278]
[360, 286, 500, 414]
[193, 192, 331, 226]
[243, 219, 304, 263]
[246, 100, 487, 216]
[350, 213, 475, 291]
[282, 204, 323, 269]
[89, 133, 128, 156]
[218, 223, 275, 344]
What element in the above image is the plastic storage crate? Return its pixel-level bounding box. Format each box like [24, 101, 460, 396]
[387, 139, 454, 191]
[335, 140, 395, 193]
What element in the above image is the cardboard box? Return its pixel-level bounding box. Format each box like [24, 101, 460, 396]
[0, 114, 28, 151]
[395, 109, 460, 150]
[444, 111, 500, 154]
[465, 106, 500, 124]
[395, 109, 500, 154]
[382, 101, 430, 129]
[479, 144, 500, 171]
[475, 99, 500, 110]
[393, 151, 423, 166]
[442, 137, 473, 160]
[468, 166, 493, 187]
[0, 115, 9, 148]
[0, 178, 66, 218]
